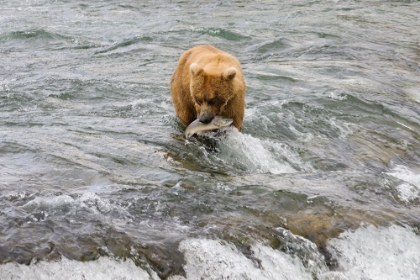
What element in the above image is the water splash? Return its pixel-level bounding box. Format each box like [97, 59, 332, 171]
[0, 257, 159, 280]
[1, 225, 419, 279]
[216, 129, 300, 174]
[170, 239, 312, 280]
[323, 224, 420, 280]
[387, 165, 420, 203]
[387, 165, 420, 188]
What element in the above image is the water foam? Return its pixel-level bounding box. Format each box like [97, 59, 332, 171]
[170, 239, 312, 280]
[1, 225, 418, 279]
[19, 191, 133, 223]
[0, 257, 158, 280]
[386, 165, 420, 203]
[323, 224, 420, 280]
[328, 117, 355, 139]
[387, 165, 420, 188]
[395, 183, 419, 203]
[216, 129, 301, 174]
[329, 91, 348, 101]
[172, 225, 420, 280]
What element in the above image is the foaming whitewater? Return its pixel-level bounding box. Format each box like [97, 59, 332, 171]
[173, 225, 420, 280]
[1, 225, 419, 279]
[215, 129, 303, 174]
[387, 165, 420, 203]
[323, 225, 420, 280]
[0, 257, 159, 280]
[20, 192, 131, 217]
[387, 165, 420, 188]
[170, 239, 313, 280]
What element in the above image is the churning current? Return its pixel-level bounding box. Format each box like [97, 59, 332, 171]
[1, 1, 420, 279]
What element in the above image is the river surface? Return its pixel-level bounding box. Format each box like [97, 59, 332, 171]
[1, 1, 420, 279]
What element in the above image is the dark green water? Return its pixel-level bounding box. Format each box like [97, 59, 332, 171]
[1, 1, 420, 279]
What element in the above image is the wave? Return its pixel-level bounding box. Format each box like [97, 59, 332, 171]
[0, 257, 158, 280]
[0, 29, 100, 50]
[0, 29, 57, 41]
[325, 224, 420, 280]
[215, 129, 306, 174]
[387, 165, 420, 204]
[189, 26, 251, 41]
[94, 36, 152, 55]
[1, 224, 418, 279]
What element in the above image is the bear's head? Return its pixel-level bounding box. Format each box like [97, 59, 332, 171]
[189, 62, 237, 124]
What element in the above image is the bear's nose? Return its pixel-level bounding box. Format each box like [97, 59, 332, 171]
[199, 113, 214, 124]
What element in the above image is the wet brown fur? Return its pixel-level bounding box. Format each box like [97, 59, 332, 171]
[170, 45, 246, 130]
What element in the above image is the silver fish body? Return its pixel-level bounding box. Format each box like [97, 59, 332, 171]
[185, 116, 233, 138]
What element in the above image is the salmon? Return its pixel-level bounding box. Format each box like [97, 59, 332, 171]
[185, 116, 233, 138]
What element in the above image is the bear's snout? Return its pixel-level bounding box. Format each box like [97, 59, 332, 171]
[199, 111, 215, 124]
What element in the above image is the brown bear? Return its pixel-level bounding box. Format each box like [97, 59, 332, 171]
[170, 45, 246, 131]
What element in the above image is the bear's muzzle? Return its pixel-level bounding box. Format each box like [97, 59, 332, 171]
[198, 104, 215, 124]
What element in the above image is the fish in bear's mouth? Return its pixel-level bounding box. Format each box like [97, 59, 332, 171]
[185, 116, 233, 138]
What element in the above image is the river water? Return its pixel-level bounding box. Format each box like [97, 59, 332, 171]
[1, 0, 420, 279]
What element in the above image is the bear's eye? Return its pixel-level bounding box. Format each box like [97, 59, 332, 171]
[195, 99, 202, 105]
[208, 99, 216, 106]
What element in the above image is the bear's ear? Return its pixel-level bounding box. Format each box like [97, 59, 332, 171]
[190, 63, 203, 77]
[222, 67, 237, 81]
